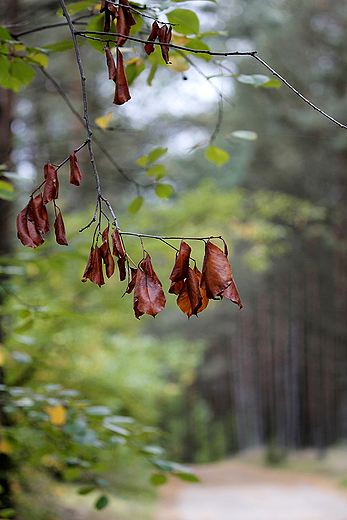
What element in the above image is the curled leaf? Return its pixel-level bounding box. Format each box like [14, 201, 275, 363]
[111, 228, 125, 258]
[177, 267, 202, 318]
[220, 279, 243, 308]
[54, 211, 68, 246]
[43, 162, 59, 205]
[69, 153, 82, 186]
[17, 205, 36, 248]
[81, 246, 105, 287]
[117, 256, 127, 281]
[100, 226, 115, 278]
[123, 267, 137, 295]
[133, 253, 166, 319]
[113, 49, 131, 105]
[104, 43, 116, 80]
[201, 240, 242, 307]
[158, 24, 172, 64]
[116, 0, 136, 47]
[145, 20, 159, 55]
[193, 266, 209, 313]
[31, 192, 50, 234]
[169, 279, 184, 295]
[169, 240, 191, 283]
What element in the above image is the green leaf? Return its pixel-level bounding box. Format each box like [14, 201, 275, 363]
[78, 486, 96, 495]
[262, 77, 281, 88]
[129, 13, 143, 36]
[205, 145, 230, 166]
[150, 473, 168, 486]
[126, 60, 145, 87]
[147, 63, 157, 86]
[175, 472, 200, 482]
[0, 26, 11, 41]
[231, 130, 258, 141]
[25, 53, 49, 68]
[148, 147, 168, 164]
[167, 9, 200, 35]
[0, 508, 16, 518]
[183, 38, 211, 61]
[151, 458, 174, 472]
[63, 467, 82, 481]
[155, 184, 173, 199]
[127, 196, 144, 214]
[86, 406, 112, 416]
[0, 179, 15, 200]
[57, 0, 97, 15]
[95, 495, 109, 510]
[11, 351, 32, 364]
[237, 74, 281, 88]
[11, 60, 35, 87]
[136, 156, 147, 167]
[43, 40, 81, 53]
[85, 15, 117, 52]
[103, 423, 130, 436]
[146, 164, 166, 180]
[141, 445, 165, 455]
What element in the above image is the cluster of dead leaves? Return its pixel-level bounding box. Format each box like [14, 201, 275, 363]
[82, 231, 242, 319]
[16, 153, 82, 249]
[101, 0, 172, 105]
[169, 240, 242, 318]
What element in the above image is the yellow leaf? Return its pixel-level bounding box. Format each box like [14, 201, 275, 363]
[172, 34, 189, 46]
[0, 439, 11, 454]
[168, 55, 190, 73]
[44, 404, 66, 425]
[95, 111, 113, 130]
[0, 345, 5, 366]
[124, 57, 140, 66]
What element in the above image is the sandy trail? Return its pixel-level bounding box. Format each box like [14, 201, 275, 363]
[155, 459, 347, 520]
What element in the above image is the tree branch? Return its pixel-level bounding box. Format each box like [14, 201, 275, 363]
[76, 30, 347, 130]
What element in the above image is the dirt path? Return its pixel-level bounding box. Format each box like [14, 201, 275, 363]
[155, 459, 347, 520]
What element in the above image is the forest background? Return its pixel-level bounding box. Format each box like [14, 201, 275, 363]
[1, 0, 347, 518]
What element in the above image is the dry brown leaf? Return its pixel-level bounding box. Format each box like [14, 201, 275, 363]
[81, 246, 105, 287]
[200, 240, 242, 308]
[123, 267, 137, 295]
[220, 279, 243, 308]
[169, 240, 191, 283]
[100, 226, 115, 278]
[54, 211, 68, 246]
[158, 24, 172, 64]
[31, 192, 50, 234]
[117, 256, 127, 281]
[43, 162, 59, 205]
[69, 153, 82, 186]
[133, 253, 166, 318]
[201, 240, 233, 299]
[177, 267, 202, 318]
[104, 43, 116, 80]
[145, 20, 159, 55]
[113, 49, 131, 105]
[111, 228, 125, 257]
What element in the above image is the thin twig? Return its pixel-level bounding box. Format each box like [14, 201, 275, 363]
[76, 30, 257, 57]
[59, 0, 102, 202]
[12, 20, 87, 38]
[253, 55, 347, 129]
[39, 67, 151, 188]
[77, 30, 347, 129]
[120, 232, 223, 242]
[210, 96, 223, 144]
